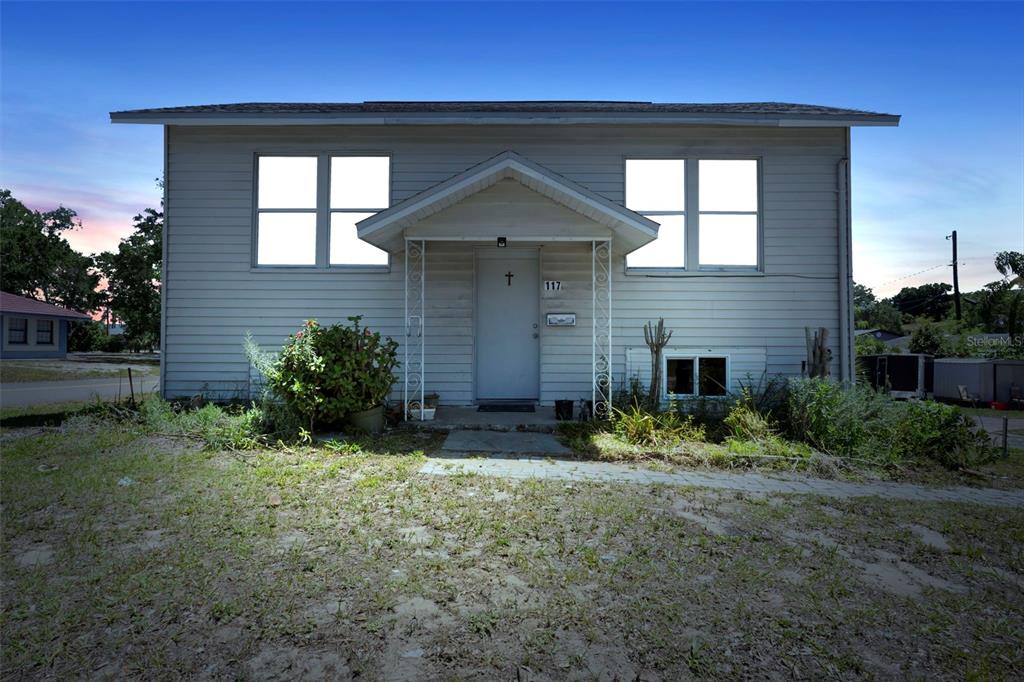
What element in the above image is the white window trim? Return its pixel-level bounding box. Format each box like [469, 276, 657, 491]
[624, 156, 763, 275]
[623, 157, 688, 271]
[696, 158, 762, 272]
[328, 154, 391, 270]
[663, 352, 731, 400]
[252, 152, 392, 272]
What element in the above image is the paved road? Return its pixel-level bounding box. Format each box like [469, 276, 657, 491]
[0, 375, 160, 408]
[422, 455, 1024, 508]
[974, 415, 1024, 449]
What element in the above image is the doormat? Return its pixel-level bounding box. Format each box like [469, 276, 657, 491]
[477, 403, 536, 413]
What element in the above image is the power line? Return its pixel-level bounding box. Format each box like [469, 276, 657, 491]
[876, 262, 946, 286]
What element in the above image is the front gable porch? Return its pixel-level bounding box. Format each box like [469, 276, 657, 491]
[355, 151, 658, 420]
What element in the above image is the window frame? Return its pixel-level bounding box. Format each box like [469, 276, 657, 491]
[8, 317, 27, 345]
[251, 151, 393, 272]
[663, 352, 731, 399]
[327, 154, 392, 270]
[623, 156, 763, 275]
[696, 158, 762, 272]
[623, 157, 688, 271]
[36, 319, 54, 345]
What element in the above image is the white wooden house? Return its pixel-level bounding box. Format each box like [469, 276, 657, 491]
[111, 101, 899, 413]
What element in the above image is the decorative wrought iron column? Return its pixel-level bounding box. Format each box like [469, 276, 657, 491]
[404, 239, 425, 421]
[592, 239, 612, 418]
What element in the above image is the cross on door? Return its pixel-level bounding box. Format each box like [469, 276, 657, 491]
[505, 271, 514, 286]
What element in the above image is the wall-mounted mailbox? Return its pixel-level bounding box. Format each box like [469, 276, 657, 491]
[546, 313, 576, 327]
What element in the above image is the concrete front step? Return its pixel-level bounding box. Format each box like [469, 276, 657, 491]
[440, 430, 572, 456]
[413, 406, 562, 433]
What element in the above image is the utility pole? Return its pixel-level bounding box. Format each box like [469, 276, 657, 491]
[946, 230, 961, 321]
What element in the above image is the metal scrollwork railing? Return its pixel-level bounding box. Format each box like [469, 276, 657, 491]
[404, 239, 425, 421]
[592, 239, 612, 419]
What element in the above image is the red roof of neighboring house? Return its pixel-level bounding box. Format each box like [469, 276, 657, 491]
[0, 291, 92, 320]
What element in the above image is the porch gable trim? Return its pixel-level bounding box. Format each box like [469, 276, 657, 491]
[356, 151, 658, 252]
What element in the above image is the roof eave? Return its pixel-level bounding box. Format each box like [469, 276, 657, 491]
[110, 111, 900, 127]
[356, 150, 659, 253]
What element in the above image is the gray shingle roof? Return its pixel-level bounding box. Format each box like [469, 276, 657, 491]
[110, 101, 899, 126]
[0, 291, 92, 320]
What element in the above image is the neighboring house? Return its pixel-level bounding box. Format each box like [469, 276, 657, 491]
[0, 291, 91, 360]
[111, 101, 899, 409]
[855, 328, 902, 342]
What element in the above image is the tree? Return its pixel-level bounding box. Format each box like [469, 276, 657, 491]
[908, 322, 944, 355]
[853, 282, 876, 309]
[68, 320, 107, 352]
[853, 281, 902, 332]
[854, 333, 887, 356]
[890, 283, 952, 322]
[95, 208, 162, 350]
[964, 280, 1011, 333]
[995, 250, 1024, 341]
[0, 189, 104, 313]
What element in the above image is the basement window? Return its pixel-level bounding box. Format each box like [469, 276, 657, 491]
[698, 160, 759, 269]
[329, 157, 390, 266]
[665, 355, 729, 397]
[8, 317, 27, 344]
[625, 159, 686, 269]
[36, 319, 54, 345]
[256, 156, 318, 266]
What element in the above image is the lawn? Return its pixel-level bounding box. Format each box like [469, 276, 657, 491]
[3, 417, 1023, 679]
[0, 359, 159, 383]
[961, 405, 1024, 421]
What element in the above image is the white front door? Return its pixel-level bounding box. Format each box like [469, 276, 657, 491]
[476, 248, 540, 401]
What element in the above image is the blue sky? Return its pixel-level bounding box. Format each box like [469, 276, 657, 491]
[1, 1, 1021, 296]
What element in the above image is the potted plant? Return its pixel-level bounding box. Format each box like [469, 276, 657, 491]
[268, 316, 399, 435]
[406, 393, 439, 421]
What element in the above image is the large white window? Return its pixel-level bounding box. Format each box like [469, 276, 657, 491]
[625, 158, 760, 271]
[698, 160, 759, 269]
[256, 156, 318, 266]
[625, 159, 686, 268]
[254, 154, 391, 268]
[330, 157, 389, 266]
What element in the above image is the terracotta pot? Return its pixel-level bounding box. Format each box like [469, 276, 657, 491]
[349, 405, 385, 435]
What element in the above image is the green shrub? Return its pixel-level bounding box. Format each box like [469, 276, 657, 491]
[138, 398, 262, 450]
[258, 317, 399, 430]
[724, 403, 813, 462]
[784, 378, 991, 468]
[611, 404, 705, 446]
[723, 402, 775, 442]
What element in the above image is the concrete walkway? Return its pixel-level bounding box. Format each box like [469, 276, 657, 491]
[441, 430, 571, 455]
[421, 456, 1024, 508]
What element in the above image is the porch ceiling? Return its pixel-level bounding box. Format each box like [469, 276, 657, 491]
[356, 151, 659, 253]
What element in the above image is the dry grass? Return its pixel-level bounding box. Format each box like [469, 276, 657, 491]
[2, 419, 1023, 680]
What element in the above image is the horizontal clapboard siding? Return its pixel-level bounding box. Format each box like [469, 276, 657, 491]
[164, 124, 844, 400]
